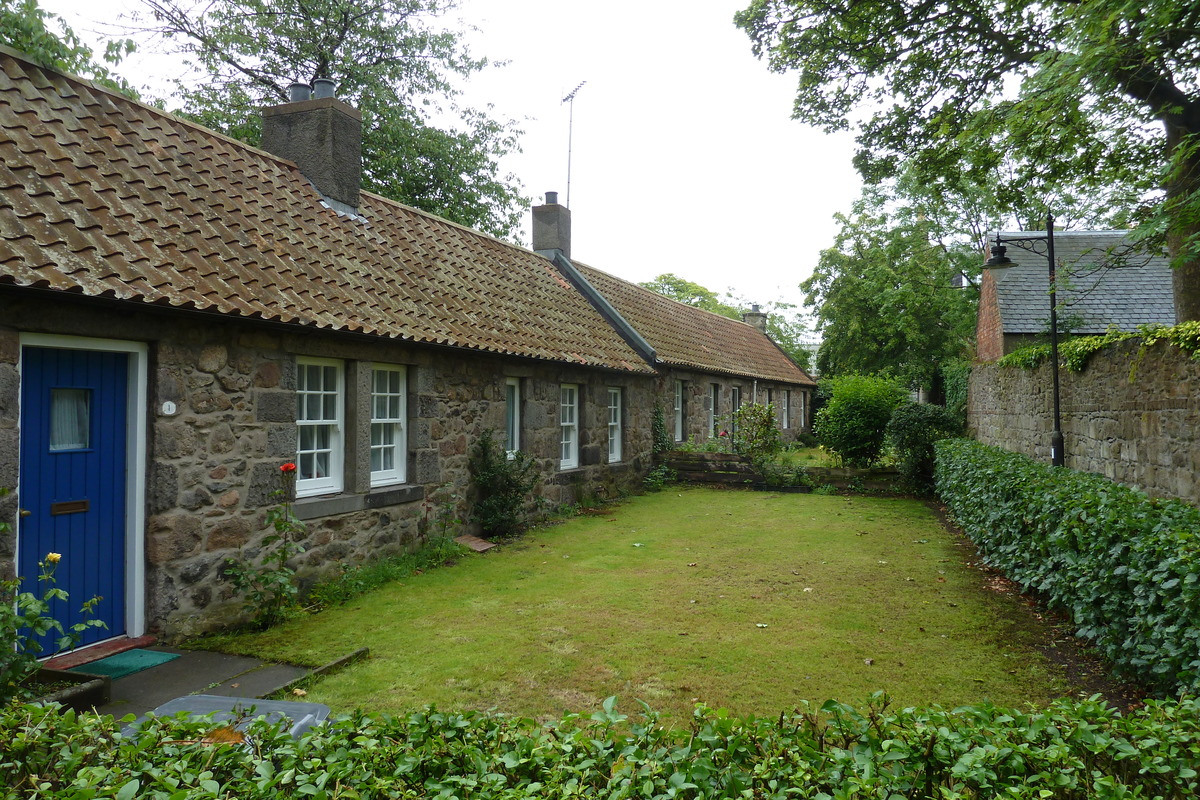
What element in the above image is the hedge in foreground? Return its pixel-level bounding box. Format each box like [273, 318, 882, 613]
[4, 696, 1200, 798]
[935, 438, 1200, 695]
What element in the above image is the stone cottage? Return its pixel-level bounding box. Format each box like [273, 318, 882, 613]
[0, 45, 813, 642]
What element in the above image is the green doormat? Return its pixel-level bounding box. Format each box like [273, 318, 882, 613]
[73, 649, 179, 680]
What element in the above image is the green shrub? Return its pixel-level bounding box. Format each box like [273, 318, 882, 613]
[642, 464, 676, 492]
[468, 429, 541, 539]
[813, 374, 907, 466]
[730, 402, 781, 464]
[5, 696, 1200, 797]
[886, 402, 962, 493]
[936, 438, 1200, 695]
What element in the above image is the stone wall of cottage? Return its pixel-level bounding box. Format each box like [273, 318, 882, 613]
[0, 297, 657, 637]
[968, 339, 1200, 506]
[666, 370, 813, 446]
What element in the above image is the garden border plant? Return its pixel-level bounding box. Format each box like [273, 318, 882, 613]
[223, 463, 306, 630]
[4, 694, 1200, 797]
[936, 438, 1200, 695]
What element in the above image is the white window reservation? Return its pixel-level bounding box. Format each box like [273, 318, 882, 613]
[505, 378, 521, 456]
[800, 390, 808, 429]
[607, 387, 622, 463]
[782, 390, 791, 429]
[673, 380, 684, 442]
[370, 365, 406, 486]
[731, 386, 742, 435]
[560, 384, 579, 469]
[296, 358, 343, 496]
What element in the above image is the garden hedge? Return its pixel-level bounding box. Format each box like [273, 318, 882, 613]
[935, 438, 1200, 695]
[4, 695, 1200, 798]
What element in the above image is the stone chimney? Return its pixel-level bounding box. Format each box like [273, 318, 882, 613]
[742, 304, 768, 333]
[532, 191, 571, 259]
[262, 80, 362, 211]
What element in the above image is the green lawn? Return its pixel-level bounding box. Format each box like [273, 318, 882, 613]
[210, 487, 1074, 723]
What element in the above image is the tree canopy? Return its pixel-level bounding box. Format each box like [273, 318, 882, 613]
[639, 273, 814, 370]
[0, 0, 136, 96]
[736, 0, 1200, 320]
[140, 0, 527, 239]
[804, 191, 978, 392]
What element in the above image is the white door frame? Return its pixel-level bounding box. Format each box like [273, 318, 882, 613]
[18, 333, 149, 640]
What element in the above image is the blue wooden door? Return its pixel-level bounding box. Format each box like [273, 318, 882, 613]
[19, 347, 128, 654]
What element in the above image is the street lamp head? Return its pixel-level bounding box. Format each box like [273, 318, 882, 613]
[983, 238, 1014, 270]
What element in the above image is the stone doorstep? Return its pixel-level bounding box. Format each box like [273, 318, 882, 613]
[43, 634, 158, 671]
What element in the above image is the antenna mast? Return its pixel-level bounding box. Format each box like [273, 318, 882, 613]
[562, 81, 586, 208]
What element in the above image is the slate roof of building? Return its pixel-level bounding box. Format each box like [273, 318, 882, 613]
[994, 230, 1176, 335]
[575, 263, 815, 386]
[0, 47, 654, 374]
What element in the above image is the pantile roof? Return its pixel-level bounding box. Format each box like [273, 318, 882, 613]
[575, 263, 815, 386]
[0, 47, 654, 374]
[994, 230, 1175, 335]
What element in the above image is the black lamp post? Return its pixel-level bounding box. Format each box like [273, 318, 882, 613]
[984, 211, 1065, 467]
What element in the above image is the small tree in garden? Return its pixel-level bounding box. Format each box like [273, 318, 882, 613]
[731, 402, 782, 465]
[469, 429, 541, 539]
[814, 374, 907, 466]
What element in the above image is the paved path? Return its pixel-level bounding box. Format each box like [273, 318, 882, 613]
[95, 646, 309, 719]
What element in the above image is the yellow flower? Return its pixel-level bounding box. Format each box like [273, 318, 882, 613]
[45, 552, 62, 564]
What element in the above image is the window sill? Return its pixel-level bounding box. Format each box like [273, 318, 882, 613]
[294, 484, 424, 521]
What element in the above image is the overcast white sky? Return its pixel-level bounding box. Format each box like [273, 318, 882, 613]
[40, 0, 862, 311]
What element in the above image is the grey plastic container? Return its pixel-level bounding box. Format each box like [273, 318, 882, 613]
[121, 694, 330, 739]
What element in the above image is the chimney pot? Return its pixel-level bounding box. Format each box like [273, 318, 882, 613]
[312, 78, 337, 99]
[288, 82, 312, 102]
[545, 191, 559, 205]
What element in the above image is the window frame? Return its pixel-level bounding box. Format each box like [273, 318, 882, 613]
[731, 386, 742, 435]
[560, 383, 579, 469]
[673, 380, 685, 442]
[607, 386, 622, 463]
[782, 389, 791, 429]
[369, 364, 407, 487]
[708, 382, 719, 437]
[505, 377, 522, 457]
[296, 357, 344, 497]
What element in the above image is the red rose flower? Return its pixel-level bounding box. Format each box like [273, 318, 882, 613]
[280, 462, 297, 473]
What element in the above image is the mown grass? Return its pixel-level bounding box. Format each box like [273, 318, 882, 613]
[208, 487, 1073, 723]
[774, 446, 836, 467]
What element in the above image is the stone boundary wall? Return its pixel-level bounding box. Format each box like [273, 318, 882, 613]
[968, 339, 1200, 505]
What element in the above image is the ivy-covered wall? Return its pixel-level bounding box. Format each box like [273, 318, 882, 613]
[968, 338, 1200, 506]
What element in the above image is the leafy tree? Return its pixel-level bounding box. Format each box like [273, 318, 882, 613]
[736, 0, 1200, 320]
[805, 193, 978, 394]
[639, 274, 742, 318]
[640, 273, 814, 369]
[141, 0, 526, 239]
[0, 0, 136, 95]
